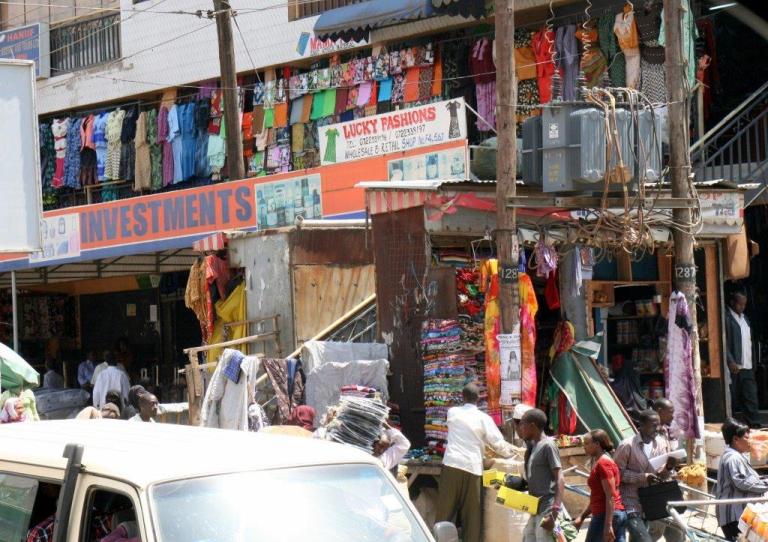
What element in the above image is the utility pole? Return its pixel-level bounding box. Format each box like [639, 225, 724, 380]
[495, 0, 519, 334]
[663, 0, 704, 442]
[213, 0, 245, 181]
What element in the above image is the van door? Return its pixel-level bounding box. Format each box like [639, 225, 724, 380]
[67, 475, 150, 542]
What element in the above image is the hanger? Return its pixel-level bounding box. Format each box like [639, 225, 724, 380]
[470, 227, 495, 265]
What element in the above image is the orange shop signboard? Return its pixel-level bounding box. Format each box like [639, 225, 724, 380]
[0, 140, 467, 270]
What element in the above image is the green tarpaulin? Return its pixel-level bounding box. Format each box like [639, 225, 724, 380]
[0, 342, 39, 392]
[549, 334, 636, 447]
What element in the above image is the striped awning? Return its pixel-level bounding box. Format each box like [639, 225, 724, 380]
[367, 190, 429, 215]
[192, 232, 227, 252]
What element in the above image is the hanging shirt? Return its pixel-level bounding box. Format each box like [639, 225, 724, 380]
[168, 105, 183, 183]
[93, 366, 130, 408]
[443, 403, 514, 476]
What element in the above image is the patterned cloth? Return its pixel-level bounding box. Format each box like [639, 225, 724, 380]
[134, 111, 151, 190]
[665, 292, 699, 439]
[599, 13, 626, 86]
[105, 109, 125, 180]
[63, 117, 82, 188]
[146, 108, 162, 190]
[475, 81, 496, 132]
[262, 358, 305, 425]
[39, 122, 56, 205]
[517, 79, 540, 124]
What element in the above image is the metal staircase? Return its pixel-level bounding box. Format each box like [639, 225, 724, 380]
[691, 81, 768, 206]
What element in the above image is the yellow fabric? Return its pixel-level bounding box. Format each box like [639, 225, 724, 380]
[207, 282, 247, 364]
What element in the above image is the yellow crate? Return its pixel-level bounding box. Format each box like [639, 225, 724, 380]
[483, 469, 504, 488]
[495, 486, 539, 515]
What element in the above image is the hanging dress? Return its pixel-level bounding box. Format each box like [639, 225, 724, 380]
[479, 258, 502, 425]
[519, 272, 539, 406]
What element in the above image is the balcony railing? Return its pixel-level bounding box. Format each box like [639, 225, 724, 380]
[289, 0, 367, 21]
[50, 13, 120, 74]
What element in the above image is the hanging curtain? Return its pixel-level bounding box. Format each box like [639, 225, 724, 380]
[480, 258, 502, 424]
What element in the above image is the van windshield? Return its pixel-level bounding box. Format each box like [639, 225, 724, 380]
[150, 464, 431, 542]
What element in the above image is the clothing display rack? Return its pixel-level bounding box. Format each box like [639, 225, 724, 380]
[182, 327, 281, 425]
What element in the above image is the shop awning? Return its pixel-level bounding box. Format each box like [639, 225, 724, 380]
[549, 334, 636, 447]
[431, 0, 485, 19]
[192, 232, 227, 252]
[314, 0, 435, 42]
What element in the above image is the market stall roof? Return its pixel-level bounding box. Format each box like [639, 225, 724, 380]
[0, 248, 198, 288]
[314, 0, 435, 41]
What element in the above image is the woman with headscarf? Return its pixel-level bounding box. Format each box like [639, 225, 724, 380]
[287, 405, 316, 432]
[0, 398, 26, 423]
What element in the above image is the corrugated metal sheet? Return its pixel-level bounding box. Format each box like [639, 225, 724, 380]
[290, 229, 372, 266]
[372, 206, 429, 445]
[292, 264, 376, 344]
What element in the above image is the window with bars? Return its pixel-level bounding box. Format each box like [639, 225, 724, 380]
[49, 13, 120, 74]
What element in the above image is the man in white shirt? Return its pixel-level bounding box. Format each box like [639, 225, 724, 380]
[90, 357, 127, 387]
[92, 351, 130, 409]
[373, 424, 411, 472]
[725, 289, 760, 428]
[436, 384, 515, 542]
[129, 393, 158, 423]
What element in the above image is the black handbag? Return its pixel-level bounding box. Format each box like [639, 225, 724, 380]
[638, 480, 686, 521]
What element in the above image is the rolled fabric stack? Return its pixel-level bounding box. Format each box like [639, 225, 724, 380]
[326, 396, 390, 454]
[422, 319, 467, 458]
[460, 318, 488, 412]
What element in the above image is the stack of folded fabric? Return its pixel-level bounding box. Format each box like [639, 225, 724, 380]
[326, 396, 390, 454]
[436, 249, 474, 267]
[422, 319, 467, 458]
[340, 385, 378, 399]
[459, 318, 488, 412]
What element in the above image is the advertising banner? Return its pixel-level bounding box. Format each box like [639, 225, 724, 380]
[319, 98, 467, 165]
[499, 331, 522, 406]
[0, 24, 50, 78]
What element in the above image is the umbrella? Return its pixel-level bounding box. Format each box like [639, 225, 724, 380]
[0, 342, 40, 392]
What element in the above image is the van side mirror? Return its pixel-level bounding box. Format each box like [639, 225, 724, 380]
[433, 522, 459, 542]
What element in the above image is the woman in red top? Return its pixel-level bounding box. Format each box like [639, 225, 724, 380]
[575, 429, 627, 542]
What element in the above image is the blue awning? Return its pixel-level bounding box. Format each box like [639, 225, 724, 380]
[314, 0, 435, 42]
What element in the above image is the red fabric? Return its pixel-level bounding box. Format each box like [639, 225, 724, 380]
[204, 255, 231, 336]
[470, 38, 496, 84]
[532, 27, 555, 104]
[545, 270, 560, 310]
[587, 456, 624, 515]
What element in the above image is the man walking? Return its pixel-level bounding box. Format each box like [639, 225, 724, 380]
[518, 408, 565, 542]
[77, 351, 97, 390]
[613, 409, 681, 542]
[725, 288, 761, 428]
[436, 384, 515, 542]
[653, 398, 681, 452]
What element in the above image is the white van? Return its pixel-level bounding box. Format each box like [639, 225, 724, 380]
[0, 420, 456, 542]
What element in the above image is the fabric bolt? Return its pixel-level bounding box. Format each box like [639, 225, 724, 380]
[404, 68, 420, 102]
[346, 86, 359, 109]
[556, 25, 579, 101]
[290, 97, 305, 125]
[391, 74, 405, 104]
[356, 82, 373, 106]
[274, 102, 289, 128]
[180, 102, 197, 181]
[517, 79, 540, 124]
[475, 81, 496, 132]
[515, 46, 537, 81]
[51, 118, 69, 188]
[93, 113, 108, 182]
[39, 122, 56, 198]
[640, 57, 667, 104]
[321, 89, 337, 117]
[158, 107, 172, 185]
[63, 117, 82, 188]
[470, 37, 495, 84]
[105, 109, 125, 180]
[418, 66, 433, 101]
[334, 88, 349, 115]
[146, 109, 162, 190]
[598, 13, 626, 87]
[291, 123, 305, 153]
[119, 107, 138, 180]
[532, 28, 556, 103]
[310, 93, 325, 121]
[378, 78, 393, 102]
[167, 105, 183, 183]
[134, 111, 151, 190]
[519, 272, 538, 406]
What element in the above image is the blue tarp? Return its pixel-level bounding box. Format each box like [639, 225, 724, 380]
[314, 0, 435, 42]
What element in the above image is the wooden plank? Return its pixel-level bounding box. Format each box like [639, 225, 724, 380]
[705, 245, 722, 378]
[292, 264, 376, 346]
[617, 253, 633, 281]
[426, 266, 459, 320]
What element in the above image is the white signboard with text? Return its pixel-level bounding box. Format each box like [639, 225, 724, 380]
[0, 60, 42, 253]
[318, 98, 468, 166]
[498, 331, 522, 407]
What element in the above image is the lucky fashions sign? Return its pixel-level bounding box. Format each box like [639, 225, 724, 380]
[318, 98, 468, 166]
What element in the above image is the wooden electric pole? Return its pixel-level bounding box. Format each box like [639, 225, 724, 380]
[663, 0, 704, 437]
[495, 0, 519, 334]
[213, 0, 245, 181]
